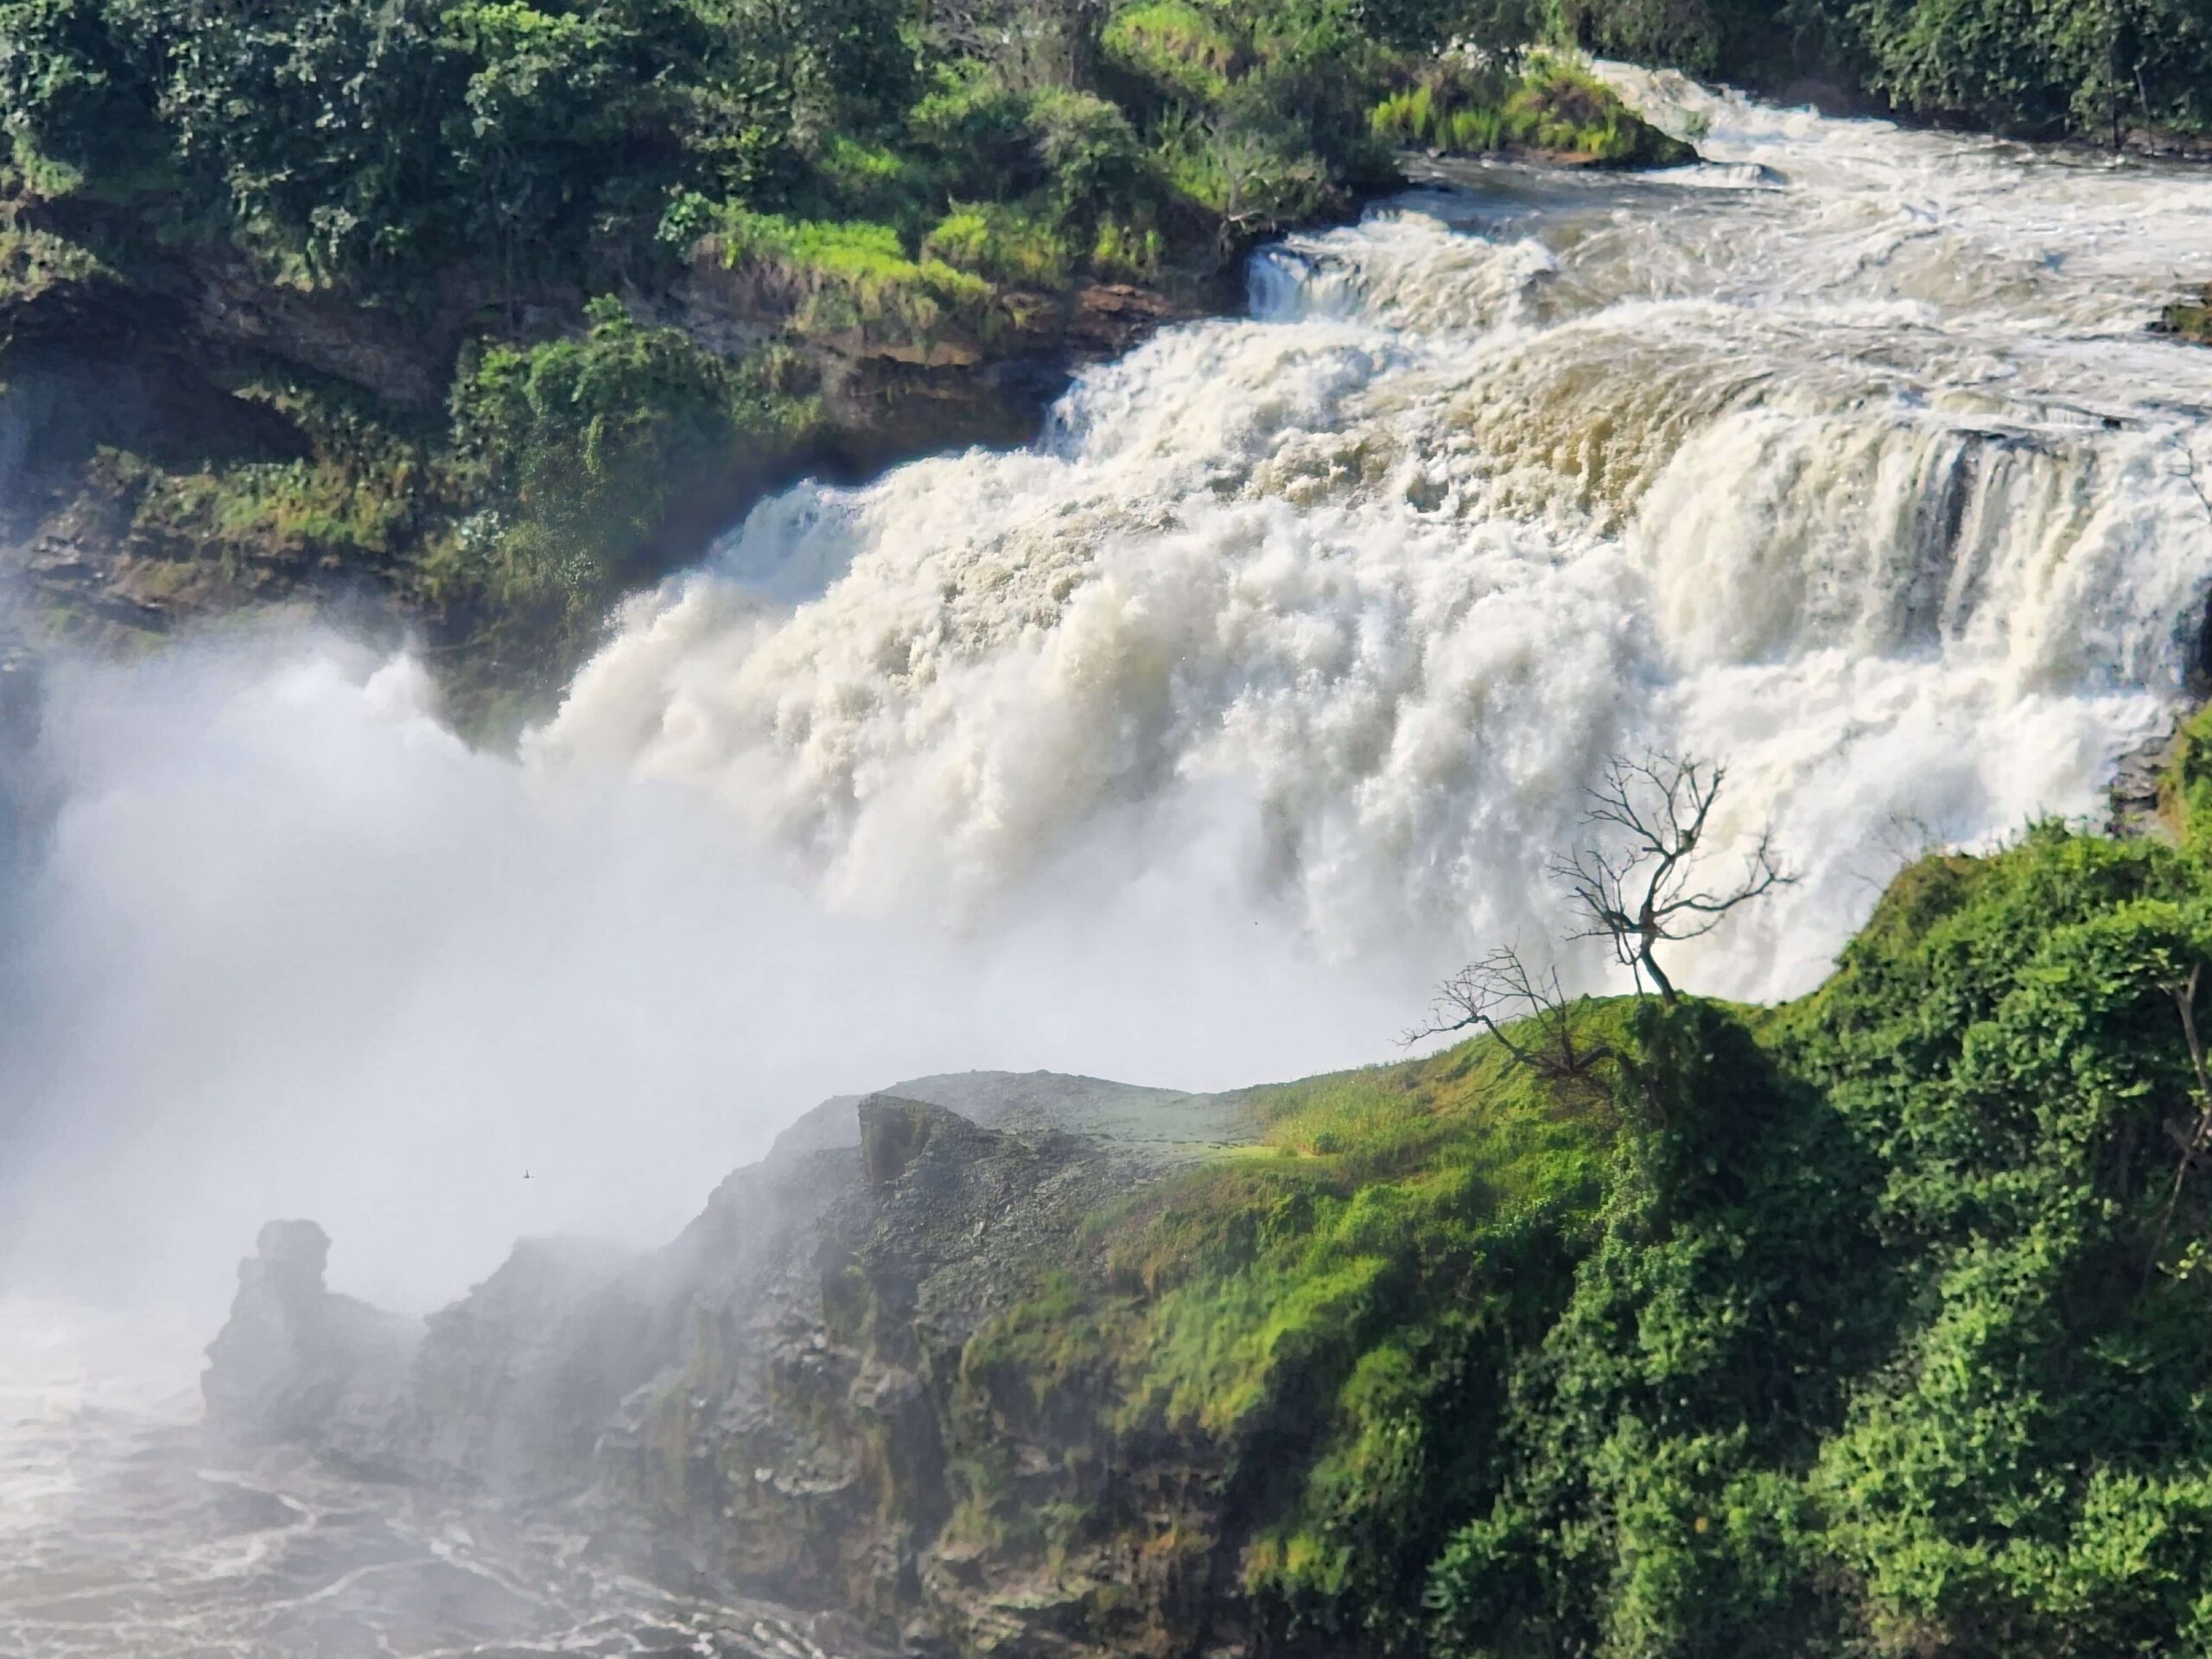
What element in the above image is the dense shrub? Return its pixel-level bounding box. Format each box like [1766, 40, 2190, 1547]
[433, 295, 816, 653]
[1536, 0, 2212, 137]
[1371, 54, 1694, 162]
[944, 768, 2212, 1658]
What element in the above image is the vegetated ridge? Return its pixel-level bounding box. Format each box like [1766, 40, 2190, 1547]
[208, 713, 2212, 1658]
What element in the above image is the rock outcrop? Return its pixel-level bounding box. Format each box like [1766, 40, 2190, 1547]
[202, 1218, 420, 1450]
[202, 1072, 1260, 1659]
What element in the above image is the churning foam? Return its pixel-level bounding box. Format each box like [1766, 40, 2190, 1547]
[542, 74, 2212, 997]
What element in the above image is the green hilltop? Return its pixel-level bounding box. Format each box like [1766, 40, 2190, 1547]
[931, 712, 2212, 1657]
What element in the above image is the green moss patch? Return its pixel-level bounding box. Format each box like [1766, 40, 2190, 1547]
[1373, 55, 1696, 167]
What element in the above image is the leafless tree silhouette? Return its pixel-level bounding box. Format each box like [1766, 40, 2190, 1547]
[1402, 945, 1619, 1100]
[1550, 751, 1792, 1003]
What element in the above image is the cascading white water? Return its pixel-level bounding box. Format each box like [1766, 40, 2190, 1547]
[541, 68, 2212, 995]
[7, 71, 2212, 1655]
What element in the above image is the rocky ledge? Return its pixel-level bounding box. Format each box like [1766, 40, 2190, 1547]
[203, 1072, 1264, 1659]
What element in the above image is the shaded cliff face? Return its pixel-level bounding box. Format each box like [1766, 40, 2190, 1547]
[0, 220, 1197, 675]
[203, 1071, 1265, 1659]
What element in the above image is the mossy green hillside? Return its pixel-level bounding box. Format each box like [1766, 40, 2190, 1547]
[936, 730, 2212, 1658]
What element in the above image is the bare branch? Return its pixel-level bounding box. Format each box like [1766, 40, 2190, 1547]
[1551, 749, 1795, 1002]
[1403, 945, 1619, 1104]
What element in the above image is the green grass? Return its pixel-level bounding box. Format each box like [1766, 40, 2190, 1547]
[1110, 1013, 1626, 1440]
[2165, 702, 2212, 844]
[923, 204, 1071, 289]
[1101, 2, 1243, 105]
[1371, 56, 1695, 167]
[1090, 216, 1164, 282]
[697, 206, 998, 346]
[949, 1005, 1633, 1636]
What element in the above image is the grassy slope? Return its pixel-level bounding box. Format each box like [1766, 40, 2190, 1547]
[941, 718, 2212, 1658]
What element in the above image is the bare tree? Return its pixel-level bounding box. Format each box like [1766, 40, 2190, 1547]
[1550, 752, 1792, 1003]
[1402, 945, 1619, 1102]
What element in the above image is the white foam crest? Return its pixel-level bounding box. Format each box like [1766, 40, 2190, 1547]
[1253, 212, 1560, 334]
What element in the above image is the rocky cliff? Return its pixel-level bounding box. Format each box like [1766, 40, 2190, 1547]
[0, 205, 1198, 669]
[203, 1071, 1268, 1659]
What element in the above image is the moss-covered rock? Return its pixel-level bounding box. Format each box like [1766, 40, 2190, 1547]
[194, 729, 2212, 1659]
[2159, 283, 2212, 346]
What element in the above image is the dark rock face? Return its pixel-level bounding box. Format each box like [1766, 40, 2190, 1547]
[200, 1073, 1255, 1659]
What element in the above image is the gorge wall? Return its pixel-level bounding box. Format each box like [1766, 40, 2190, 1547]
[202, 1073, 1280, 1659]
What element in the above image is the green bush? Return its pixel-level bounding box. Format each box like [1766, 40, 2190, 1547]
[0, 0, 170, 190]
[1102, 1, 1243, 105]
[691, 205, 995, 342]
[1091, 215, 1165, 281]
[436, 294, 814, 630]
[923, 203, 1071, 287]
[945, 761, 2212, 1657]
[1369, 54, 1691, 163]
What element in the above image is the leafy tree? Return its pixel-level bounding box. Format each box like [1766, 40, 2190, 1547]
[162, 0, 459, 272]
[0, 0, 168, 185]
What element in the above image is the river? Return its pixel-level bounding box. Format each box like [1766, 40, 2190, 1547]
[4, 67, 2212, 1656]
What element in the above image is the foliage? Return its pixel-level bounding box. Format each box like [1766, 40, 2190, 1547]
[692, 205, 997, 342]
[924, 203, 1072, 286]
[1541, 0, 2212, 137]
[2164, 282, 2212, 348]
[1370, 53, 1693, 162]
[946, 745, 2212, 1658]
[0, 213, 108, 307]
[1102, 0, 1243, 104]
[2166, 702, 2212, 840]
[431, 295, 817, 669]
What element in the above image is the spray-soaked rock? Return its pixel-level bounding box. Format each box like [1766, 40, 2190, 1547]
[201, 1218, 419, 1449]
[197, 1072, 1256, 1659]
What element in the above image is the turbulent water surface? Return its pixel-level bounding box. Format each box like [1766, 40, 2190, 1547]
[7, 70, 2212, 1655]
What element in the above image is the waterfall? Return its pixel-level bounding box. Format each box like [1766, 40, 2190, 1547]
[10, 67, 2212, 1655]
[538, 77, 2212, 996]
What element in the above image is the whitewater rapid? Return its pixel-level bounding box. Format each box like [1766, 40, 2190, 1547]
[543, 67, 2212, 995]
[8, 69, 2212, 1655]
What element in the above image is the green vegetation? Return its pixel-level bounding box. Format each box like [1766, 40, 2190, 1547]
[941, 729, 2212, 1656]
[924, 204, 1072, 289]
[1536, 0, 2212, 142]
[0, 0, 1688, 718]
[2165, 283, 2212, 347]
[1372, 53, 1696, 162]
[687, 204, 998, 348]
[0, 215, 106, 307]
[429, 296, 817, 658]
